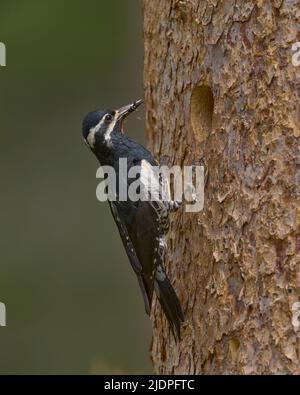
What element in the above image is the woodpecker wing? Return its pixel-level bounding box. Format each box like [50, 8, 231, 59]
[110, 202, 153, 315]
[108, 151, 170, 316]
[109, 201, 142, 274]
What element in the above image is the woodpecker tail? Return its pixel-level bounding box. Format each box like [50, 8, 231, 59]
[154, 266, 184, 341]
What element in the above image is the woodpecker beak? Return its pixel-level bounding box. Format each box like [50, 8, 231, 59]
[116, 100, 143, 133]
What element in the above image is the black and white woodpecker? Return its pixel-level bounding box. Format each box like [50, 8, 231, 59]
[82, 100, 184, 339]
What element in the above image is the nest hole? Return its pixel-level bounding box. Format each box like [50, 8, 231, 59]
[191, 85, 214, 143]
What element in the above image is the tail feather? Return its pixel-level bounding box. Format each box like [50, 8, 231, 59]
[154, 267, 184, 341]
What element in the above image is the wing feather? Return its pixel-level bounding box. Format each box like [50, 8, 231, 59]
[109, 201, 153, 314]
[108, 156, 170, 316]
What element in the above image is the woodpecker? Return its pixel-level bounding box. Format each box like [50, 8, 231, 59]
[82, 100, 184, 339]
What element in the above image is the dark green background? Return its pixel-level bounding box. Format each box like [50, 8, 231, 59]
[0, 0, 151, 374]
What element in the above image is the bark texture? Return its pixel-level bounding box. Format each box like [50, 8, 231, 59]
[143, 0, 300, 374]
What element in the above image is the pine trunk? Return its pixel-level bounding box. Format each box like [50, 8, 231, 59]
[143, 0, 300, 374]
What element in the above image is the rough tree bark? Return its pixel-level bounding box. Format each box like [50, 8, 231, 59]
[143, 0, 300, 374]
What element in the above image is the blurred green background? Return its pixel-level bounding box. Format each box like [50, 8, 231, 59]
[0, 0, 152, 374]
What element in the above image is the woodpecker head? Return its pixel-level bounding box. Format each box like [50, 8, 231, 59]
[82, 100, 142, 150]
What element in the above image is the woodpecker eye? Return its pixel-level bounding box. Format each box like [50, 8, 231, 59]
[105, 114, 113, 122]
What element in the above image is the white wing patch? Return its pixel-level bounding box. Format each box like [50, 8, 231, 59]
[140, 160, 160, 201]
[140, 159, 171, 201]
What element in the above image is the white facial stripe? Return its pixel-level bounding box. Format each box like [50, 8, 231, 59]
[86, 129, 96, 147]
[86, 112, 120, 148]
[104, 113, 119, 141]
[86, 117, 106, 148]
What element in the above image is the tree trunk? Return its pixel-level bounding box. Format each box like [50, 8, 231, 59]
[143, 0, 300, 374]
